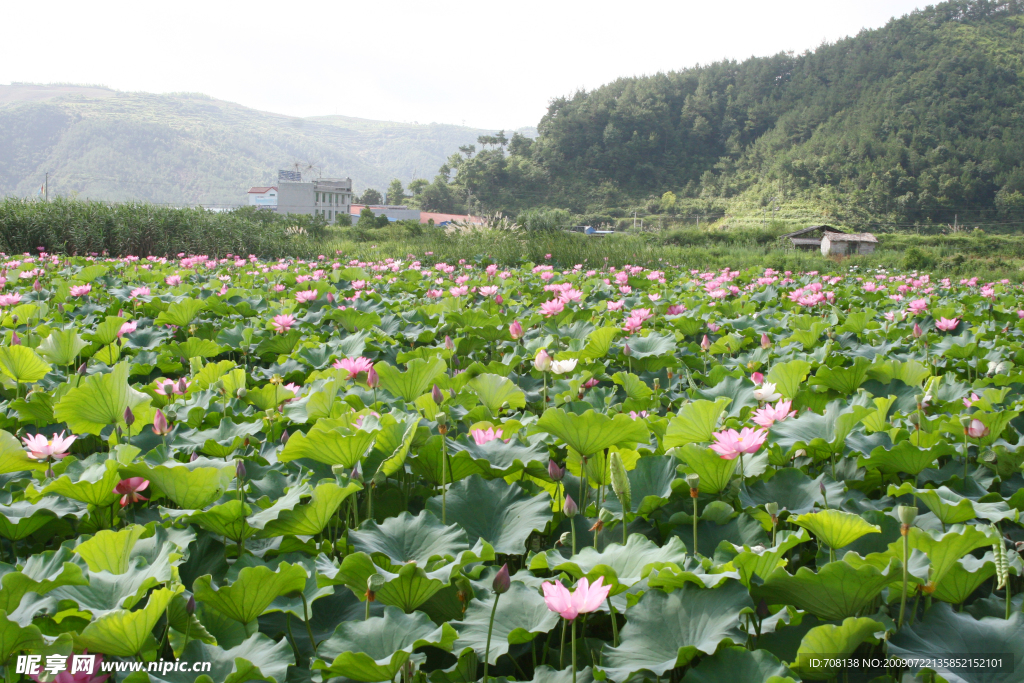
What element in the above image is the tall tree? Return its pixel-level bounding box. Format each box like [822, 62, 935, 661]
[386, 179, 405, 205]
[358, 188, 383, 205]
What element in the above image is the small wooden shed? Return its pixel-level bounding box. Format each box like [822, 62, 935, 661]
[781, 225, 846, 251]
[820, 232, 878, 256]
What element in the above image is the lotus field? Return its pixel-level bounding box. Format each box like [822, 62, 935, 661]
[3, 251, 1024, 683]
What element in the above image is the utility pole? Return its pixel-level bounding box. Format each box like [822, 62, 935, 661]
[45, 172, 48, 202]
[633, 211, 637, 229]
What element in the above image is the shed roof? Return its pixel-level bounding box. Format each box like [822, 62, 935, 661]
[824, 232, 878, 243]
[780, 225, 841, 238]
[248, 186, 277, 194]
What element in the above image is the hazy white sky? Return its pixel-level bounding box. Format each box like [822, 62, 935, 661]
[2, 0, 927, 131]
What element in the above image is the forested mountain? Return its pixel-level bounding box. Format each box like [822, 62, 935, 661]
[0, 84, 518, 205]
[429, 0, 1024, 228]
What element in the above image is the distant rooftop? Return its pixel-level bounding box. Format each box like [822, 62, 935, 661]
[247, 186, 277, 194]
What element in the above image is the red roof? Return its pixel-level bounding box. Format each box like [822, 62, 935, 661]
[419, 211, 485, 225]
[247, 186, 277, 194]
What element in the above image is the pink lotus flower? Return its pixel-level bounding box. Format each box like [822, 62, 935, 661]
[129, 286, 150, 299]
[509, 320, 524, 340]
[935, 317, 959, 331]
[295, 290, 318, 303]
[70, 285, 91, 297]
[966, 419, 989, 439]
[751, 372, 764, 385]
[908, 298, 928, 313]
[752, 399, 797, 428]
[449, 285, 469, 297]
[28, 651, 110, 683]
[165, 275, 182, 286]
[118, 321, 137, 337]
[22, 431, 77, 461]
[963, 392, 980, 408]
[115, 477, 149, 506]
[0, 293, 21, 307]
[272, 314, 295, 333]
[710, 427, 768, 460]
[607, 300, 624, 311]
[154, 378, 190, 396]
[540, 299, 565, 317]
[542, 577, 611, 621]
[534, 348, 553, 372]
[471, 427, 503, 445]
[666, 304, 686, 315]
[479, 285, 499, 297]
[333, 356, 374, 377]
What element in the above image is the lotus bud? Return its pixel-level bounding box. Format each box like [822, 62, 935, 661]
[752, 372, 764, 386]
[533, 348, 552, 372]
[557, 531, 571, 547]
[623, 343, 631, 357]
[897, 505, 918, 527]
[495, 294, 504, 304]
[327, 292, 335, 304]
[563, 494, 578, 518]
[350, 463, 362, 482]
[610, 452, 631, 513]
[123, 406, 135, 427]
[366, 366, 379, 388]
[912, 322, 923, 339]
[685, 473, 700, 493]
[966, 418, 989, 439]
[701, 335, 710, 352]
[235, 459, 246, 480]
[77, 362, 87, 375]
[444, 335, 454, 351]
[761, 333, 771, 349]
[548, 459, 565, 482]
[10, 331, 19, 346]
[190, 452, 199, 462]
[186, 595, 196, 615]
[509, 320, 523, 340]
[432, 384, 444, 405]
[794, 449, 806, 458]
[153, 409, 169, 436]
[492, 563, 511, 594]
[176, 377, 188, 394]
[819, 481, 827, 496]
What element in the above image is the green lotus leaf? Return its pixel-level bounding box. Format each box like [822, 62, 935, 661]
[278, 420, 378, 467]
[739, 468, 842, 516]
[314, 606, 457, 682]
[0, 547, 88, 613]
[530, 534, 688, 594]
[53, 362, 154, 435]
[256, 480, 361, 538]
[368, 412, 419, 478]
[967, 408, 1019, 447]
[579, 326, 618, 360]
[446, 434, 549, 477]
[350, 510, 469, 565]
[809, 357, 870, 394]
[904, 525, 995, 591]
[0, 496, 83, 540]
[536, 408, 649, 456]
[931, 553, 996, 604]
[601, 581, 752, 680]
[85, 316, 129, 347]
[122, 458, 234, 510]
[888, 483, 977, 525]
[768, 400, 872, 456]
[328, 307, 382, 334]
[858, 440, 953, 476]
[611, 372, 653, 402]
[74, 525, 148, 574]
[764, 360, 811, 400]
[243, 384, 294, 411]
[375, 356, 446, 402]
[791, 617, 884, 680]
[752, 558, 900, 621]
[600, 455, 678, 519]
[467, 373, 526, 413]
[682, 646, 794, 683]
[673, 444, 737, 495]
[424, 477, 551, 554]
[192, 562, 307, 624]
[190, 359, 237, 390]
[166, 337, 225, 360]
[408, 435, 483, 486]
[156, 632, 293, 683]
[725, 529, 813, 587]
[620, 332, 675, 359]
[0, 345, 51, 384]
[0, 609, 45, 665]
[791, 509, 880, 551]
[73, 586, 179, 656]
[245, 484, 308, 532]
[646, 563, 739, 591]
[164, 591, 216, 647]
[664, 398, 731, 447]
[154, 298, 206, 327]
[0, 429, 44, 474]
[181, 500, 256, 542]
[37, 329, 89, 367]
[230, 554, 335, 622]
[889, 603, 1024, 683]
[30, 457, 122, 506]
[320, 552, 453, 613]
[452, 581, 559, 665]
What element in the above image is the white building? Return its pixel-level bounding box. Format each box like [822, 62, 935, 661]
[247, 186, 278, 207]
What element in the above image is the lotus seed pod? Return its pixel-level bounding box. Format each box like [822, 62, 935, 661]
[435, 412, 447, 427]
[598, 506, 615, 523]
[897, 505, 918, 526]
[685, 473, 700, 490]
[610, 452, 632, 513]
[557, 531, 572, 547]
[236, 387, 247, 399]
[765, 502, 779, 516]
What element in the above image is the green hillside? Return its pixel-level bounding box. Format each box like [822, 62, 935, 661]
[430, 0, 1024, 230]
[0, 84, 515, 205]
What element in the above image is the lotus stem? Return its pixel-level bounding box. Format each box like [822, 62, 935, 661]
[606, 596, 619, 647]
[899, 530, 909, 628]
[559, 617, 567, 669]
[691, 489, 699, 557]
[483, 593, 500, 683]
[301, 592, 317, 656]
[441, 436, 448, 524]
[571, 618, 577, 683]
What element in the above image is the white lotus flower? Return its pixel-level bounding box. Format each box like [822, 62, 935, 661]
[550, 359, 578, 375]
[753, 381, 781, 402]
